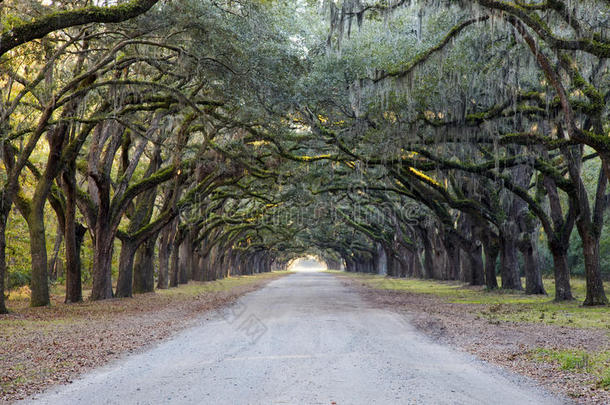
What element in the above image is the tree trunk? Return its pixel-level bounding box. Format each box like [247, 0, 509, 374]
[169, 239, 180, 287]
[157, 225, 172, 289]
[376, 243, 387, 275]
[541, 166, 575, 301]
[579, 228, 609, 305]
[420, 229, 434, 279]
[432, 233, 447, 280]
[483, 239, 499, 290]
[133, 237, 155, 293]
[27, 206, 50, 307]
[500, 235, 522, 290]
[196, 252, 207, 281]
[115, 239, 138, 298]
[64, 161, 84, 303]
[562, 151, 607, 305]
[344, 257, 353, 272]
[385, 248, 396, 277]
[48, 228, 63, 281]
[0, 214, 8, 314]
[65, 222, 86, 303]
[411, 250, 423, 278]
[178, 237, 191, 284]
[549, 240, 573, 301]
[520, 238, 546, 295]
[469, 242, 485, 286]
[90, 224, 114, 300]
[444, 238, 459, 281]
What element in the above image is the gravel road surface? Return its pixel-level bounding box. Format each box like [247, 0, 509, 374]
[24, 272, 565, 404]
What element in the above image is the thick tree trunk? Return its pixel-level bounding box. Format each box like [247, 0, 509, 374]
[420, 230, 434, 279]
[459, 250, 471, 283]
[500, 236, 522, 290]
[579, 228, 609, 305]
[520, 238, 546, 295]
[178, 238, 191, 284]
[469, 242, 485, 286]
[196, 252, 207, 281]
[48, 229, 63, 281]
[549, 240, 573, 301]
[64, 163, 83, 303]
[27, 206, 50, 307]
[483, 239, 499, 290]
[90, 224, 114, 300]
[115, 239, 138, 298]
[376, 243, 387, 275]
[344, 257, 353, 272]
[133, 237, 156, 293]
[541, 166, 575, 301]
[157, 226, 172, 289]
[169, 239, 180, 288]
[411, 250, 423, 278]
[64, 160, 86, 303]
[563, 151, 607, 305]
[444, 238, 459, 281]
[0, 214, 8, 314]
[65, 223, 86, 303]
[432, 233, 447, 280]
[191, 249, 204, 281]
[385, 248, 396, 277]
[399, 250, 406, 278]
[204, 253, 214, 280]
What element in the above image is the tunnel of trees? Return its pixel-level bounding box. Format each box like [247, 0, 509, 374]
[1, 0, 609, 314]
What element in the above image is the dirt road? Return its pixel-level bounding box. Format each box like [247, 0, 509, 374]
[24, 272, 565, 404]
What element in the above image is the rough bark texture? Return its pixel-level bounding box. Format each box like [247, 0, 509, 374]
[90, 227, 114, 301]
[64, 161, 86, 303]
[0, 215, 8, 314]
[48, 229, 63, 281]
[27, 207, 50, 307]
[157, 224, 173, 289]
[419, 228, 434, 279]
[115, 239, 138, 298]
[133, 237, 156, 294]
[443, 237, 459, 281]
[178, 237, 191, 285]
[65, 223, 86, 303]
[469, 241, 485, 286]
[520, 238, 546, 295]
[549, 241, 573, 301]
[483, 237, 499, 290]
[169, 233, 182, 288]
[580, 229, 609, 306]
[542, 169, 574, 301]
[500, 235, 523, 290]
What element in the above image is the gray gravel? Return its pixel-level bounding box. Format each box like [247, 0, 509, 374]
[24, 272, 566, 404]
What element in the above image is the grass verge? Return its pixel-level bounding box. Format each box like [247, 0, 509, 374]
[530, 348, 610, 390]
[328, 271, 609, 329]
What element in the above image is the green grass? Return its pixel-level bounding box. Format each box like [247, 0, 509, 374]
[330, 271, 610, 329]
[601, 368, 610, 389]
[532, 348, 610, 388]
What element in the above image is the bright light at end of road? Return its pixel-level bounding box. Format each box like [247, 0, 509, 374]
[288, 256, 326, 272]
